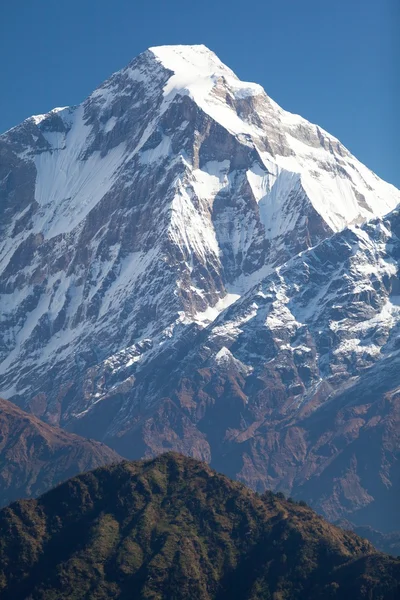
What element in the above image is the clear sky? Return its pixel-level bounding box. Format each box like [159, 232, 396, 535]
[0, 0, 398, 187]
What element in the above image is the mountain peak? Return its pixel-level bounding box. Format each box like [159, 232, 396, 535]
[148, 43, 237, 81]
[136, 43, 265, 123]
[149, 43, 225, 68]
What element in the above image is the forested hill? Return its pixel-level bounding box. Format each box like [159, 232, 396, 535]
[0, 452, 399, 599]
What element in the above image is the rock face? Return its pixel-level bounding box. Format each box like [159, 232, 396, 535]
[0, 397, 121, 507]
[0, 453, 399, 600]
[1, 45, 400, 532]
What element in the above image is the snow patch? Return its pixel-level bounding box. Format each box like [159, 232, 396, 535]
[194, 293, 240, 324]
[103, 116, 118, 133]
[139, 135, 172, 164]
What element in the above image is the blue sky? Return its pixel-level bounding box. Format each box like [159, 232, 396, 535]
[0, 0, 398, 186]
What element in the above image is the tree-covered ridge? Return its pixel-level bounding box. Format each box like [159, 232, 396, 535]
[0, 452, 398, 599]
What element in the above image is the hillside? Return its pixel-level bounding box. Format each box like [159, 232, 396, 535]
[0, 452, 398, 599]
[0, 397, 121, 507]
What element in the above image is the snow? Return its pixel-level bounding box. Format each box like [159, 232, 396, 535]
[98, 249, 158, 318]
[150, 45, 237, 90]
[168, 179, 221, 262]
[139, 134, 172, 164]
[246, 163, 272, 201]
[265, 176, 305, 239]
[247, 160, 325, 243]
[33, 105, 126, 239]
[30, 106, 68, 126]
[103, 115, 118, 133]
[150, 44, 263, 101]
[214, 345, 253, 375]
[194, 293, 240, 324]
[210, 301, 259, 342]
[125, 355, 141, 367]
[149, 45, 265, 137]
[201, 208, 400, 379]
[191, 160, 230, 202]
[275, 132, 400, 233]
[215, 346, 232, 362]
[0, 269, 89, 378]
[0, 291, 49, 376]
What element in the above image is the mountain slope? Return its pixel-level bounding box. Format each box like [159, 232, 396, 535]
[0, 397, 121, 507]
[0, 453, 399, 600]
[1, 45, 399, 429]
[70, 207, 400, 531]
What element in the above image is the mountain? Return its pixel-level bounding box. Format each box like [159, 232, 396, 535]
[0, 397, 121, 507]
[71, 206, 400, 532]
[1, 45, 399, 535]
[0, 453, 399, 600]
[1, 45, 399, 427]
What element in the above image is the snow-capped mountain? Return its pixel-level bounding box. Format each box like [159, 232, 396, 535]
[1, 45, 399, 529]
